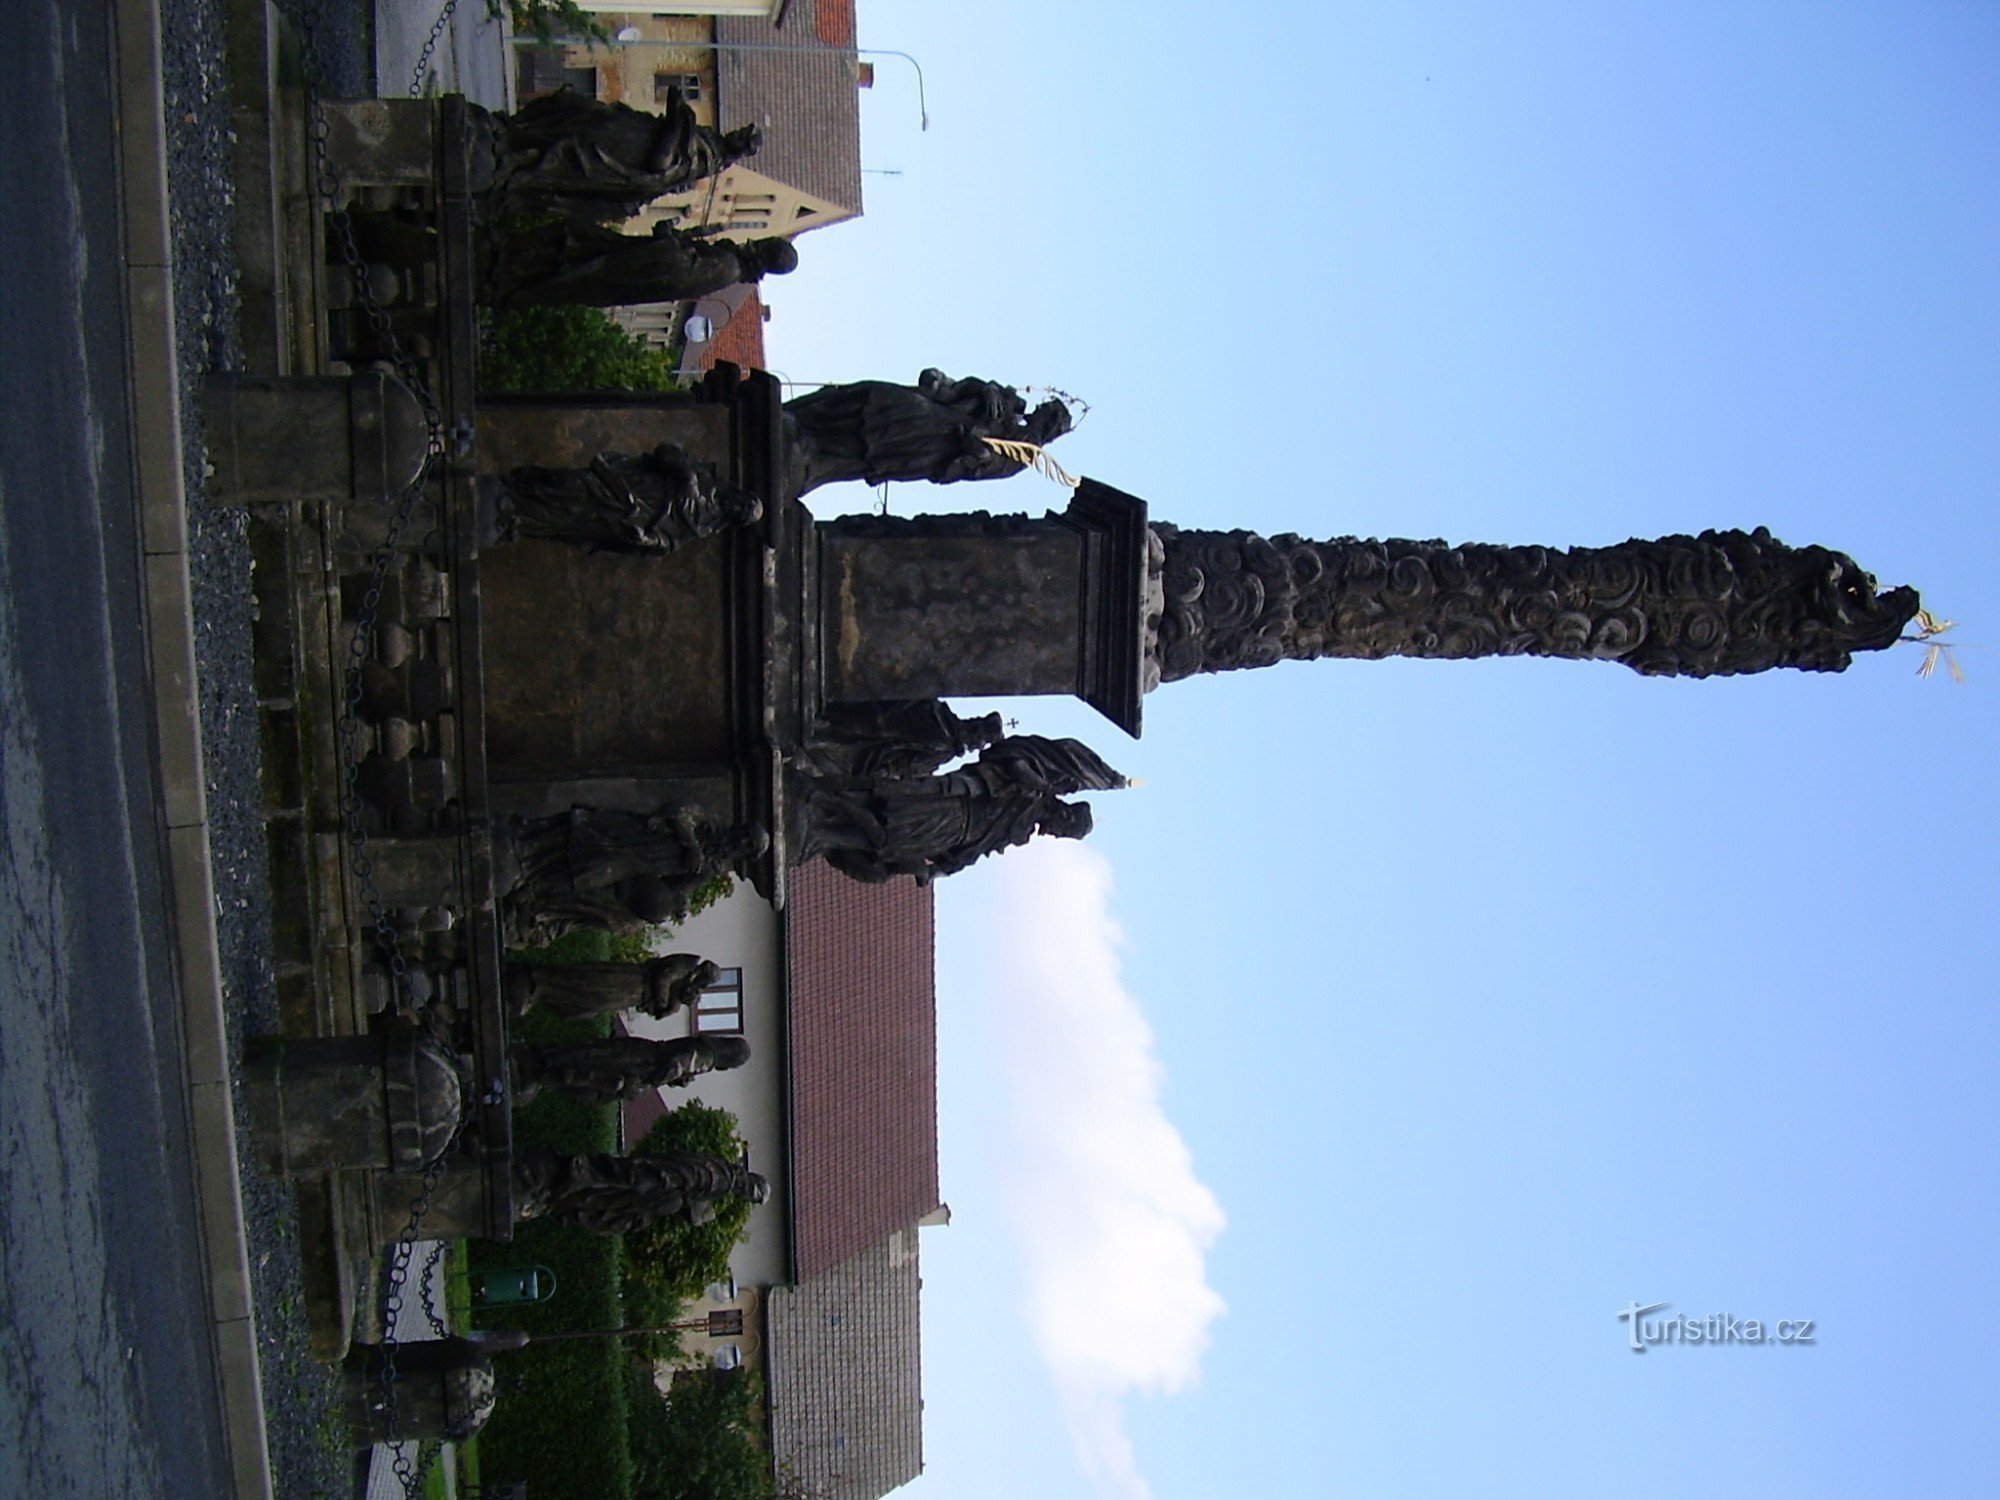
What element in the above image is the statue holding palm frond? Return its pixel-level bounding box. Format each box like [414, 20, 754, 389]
[782, 369, 1075, 496]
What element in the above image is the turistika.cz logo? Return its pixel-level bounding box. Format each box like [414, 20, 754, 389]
[1616, 1301, 1816, 1353]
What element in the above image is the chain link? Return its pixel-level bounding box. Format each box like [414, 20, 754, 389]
[411, 0, 462, 100]
[282, 2, 472, 1493]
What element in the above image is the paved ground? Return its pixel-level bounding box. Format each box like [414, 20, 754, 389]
[376, 0, 514, 108]
[363, 1241, 462, 1500]
[0, 2, 234, 1492]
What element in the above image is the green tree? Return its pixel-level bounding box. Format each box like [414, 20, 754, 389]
[628, 1366, 775, 1500]
[479, 305, 684, 394]
[499, 0, 610, 46]
[623, 1102, 753, 1303]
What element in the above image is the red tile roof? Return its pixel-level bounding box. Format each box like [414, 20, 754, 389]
[784, 862, 941, 1280]
[815, 0, 855, 46]
[703, 287, 766, 371]
[718, 0, 863, 215]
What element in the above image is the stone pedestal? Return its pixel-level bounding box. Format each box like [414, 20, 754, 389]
[474, 369, 792, 902]
[243, 1032, 463, 1178]
[812, 478, 1152, 735]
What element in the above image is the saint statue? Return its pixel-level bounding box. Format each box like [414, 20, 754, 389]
[796, 733, 1121, 884]
[504, 953, 720, 1022]
[513, 1145, 768, 1235]
[474, 87, 762, 224]
[479, 219, 798, 309]
[502, 806, 767, 939]
[782, 370, 1075, 494]
[488, 442, 763, 553]
[512, 1034, 752, 1105]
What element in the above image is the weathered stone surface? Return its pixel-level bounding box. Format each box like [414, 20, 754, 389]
[783, 370, 1073, 495]
[792, 734, 1118, 885]
[343, 1332, 529, 1444]
[512, 1033, 750, 1105]
[490, 443, 762, 554]
[1151, 525, 1920, 682]
[499, 805, 766, 938]
[243, 1032, 462, 1178]
[513, 1146, 768, 1234]
[481, 537, 732, 773]
[473, 88, 760, 224]
[504, 953, 719, 1022]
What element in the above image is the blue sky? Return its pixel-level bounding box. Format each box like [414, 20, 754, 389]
[756, 5, 2000, 1496]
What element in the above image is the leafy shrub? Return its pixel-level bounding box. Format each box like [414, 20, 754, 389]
[471, 1016, 634, 1498]
[499, 0, 610, 46]
[479, 305, 684, 394]
[628, 1366, 775, 1500]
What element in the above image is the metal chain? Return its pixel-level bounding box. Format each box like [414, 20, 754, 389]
[410, 0, 462, 99]
[416, 1240, 452, 1338]
[282, 2, 471, 1494]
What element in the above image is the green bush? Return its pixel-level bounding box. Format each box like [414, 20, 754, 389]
[498, 0, 610, 46]
[680, 873, 735, 923]
[623, 1103, 751, 1303]
[479, 306, 684, 394]
[628, 1366, 775, 1500]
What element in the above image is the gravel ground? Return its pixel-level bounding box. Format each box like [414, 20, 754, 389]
[159, 1, 373, 1495]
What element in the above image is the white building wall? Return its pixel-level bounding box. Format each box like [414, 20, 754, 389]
[626, 884, 789, 1285]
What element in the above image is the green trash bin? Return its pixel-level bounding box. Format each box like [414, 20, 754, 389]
[472, 1263, 558, 1307]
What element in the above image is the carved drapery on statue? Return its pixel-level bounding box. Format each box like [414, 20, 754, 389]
[486, 443, 762, 554]
[501, 807, 767, 940]
[504, 953, 720, 1021]
[794, 733, 1123, 885]
[798, 700, 1004, 781]
[1149, 524, 1919, 683]
[472, 89, 761, 224]
[783, 370, 1074, 495]
[512, 1034, 751, 1106]
[478, 219, 798, 309]
[513, 1146, 768, 1235]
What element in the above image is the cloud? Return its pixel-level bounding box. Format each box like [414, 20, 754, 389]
[982, 840, 1227, 1500]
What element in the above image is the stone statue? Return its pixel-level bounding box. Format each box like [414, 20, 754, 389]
[487, 442, 763, 553]
[797, 734, 1119, 884]
[344, 1330, 529, 1444]
[973, 733, 1129, 795]
[504, 953, 720, 1021]
[512, 1033, 751, 1105]
[1149, 524, 1921, 684]
[473, 87, 762, 224]
[782, 370, 1075, 495]
[513, 1145, 768, 1235]
[502, 806, 768, 939]
[799, 699, 1003, 780]
[479, 218, 798, 309]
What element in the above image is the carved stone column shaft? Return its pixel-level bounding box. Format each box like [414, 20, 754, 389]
[1151, 524, 1918, 683]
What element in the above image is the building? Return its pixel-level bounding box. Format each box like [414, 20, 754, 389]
[624, 860, 940, 1500]
[538, 2, 867, 351]
[547, 1, 865, 240]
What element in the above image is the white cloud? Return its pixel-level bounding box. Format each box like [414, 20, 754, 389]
[981, 841, 1227, 1500]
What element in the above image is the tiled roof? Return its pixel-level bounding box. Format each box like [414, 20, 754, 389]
[766, 1231, 923, 1500]
[717, 0, 864, 216]
[784, 862, 940, 1281]
[703, 286, 767, 370]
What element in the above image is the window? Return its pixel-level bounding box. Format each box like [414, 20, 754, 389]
[562, 66, 599, 98]
[655, 71, 703, 104]
[712, 1344, 742, 1370]
[694, 966, 743, 1034]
